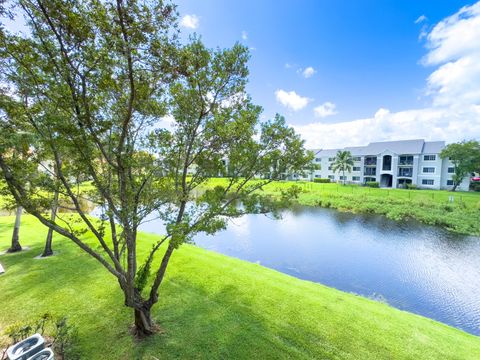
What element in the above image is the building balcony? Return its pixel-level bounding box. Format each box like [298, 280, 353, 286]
[398, 156, 414, 166]
[398, 168, 413, 177]
[364, 156, 377, 166]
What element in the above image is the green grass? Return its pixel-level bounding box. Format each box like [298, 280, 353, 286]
[206, 179, 480, 236]
[1, 215, 479, 359]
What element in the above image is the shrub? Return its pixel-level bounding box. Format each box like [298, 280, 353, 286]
[313, 178, 331, 183]
[443, 204, 454, 212]
[470, 182, 480, 192]
[406, 183, 418, 190]
[364, 181, 379, 188]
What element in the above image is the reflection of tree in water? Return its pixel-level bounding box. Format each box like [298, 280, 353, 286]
[286, 205, 476, 251]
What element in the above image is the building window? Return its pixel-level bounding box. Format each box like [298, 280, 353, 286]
[422, 179, 434, 185]
[447, 180, 454, 186]
[328, 165, 332, 170]
[339, 176, 346, 180]
[364, 167, 376, 176]
[353, 166, 361, 171]
[422, 167, 435, 173]
[328, 175, 335, 180]
[398, 167, 413, 177]
[328, 157, 335, 161]
[364, 156, 377, 166]
[447, 167, 455, 173]
[423, 155, 436, 161]
[315, 158, 321, 162]
[353, 156, 361, 162]
[399, 155, 414, 165]
[352, 176, 360, 181]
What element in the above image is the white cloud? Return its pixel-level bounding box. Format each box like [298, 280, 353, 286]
[302, 66, 316, 78]
[242, 31, 248, 41]
[415, 15, 427, 24]
[180, 14, 199, 29]
[275, 90, 311, 111]
[292, 1, 480, 149]
[293, 106, 480, 149]
[314, 102, 337, 118]
[423, 2, 480, 108]
[418, 26, 429, 40]
[285, 63, 292, 69]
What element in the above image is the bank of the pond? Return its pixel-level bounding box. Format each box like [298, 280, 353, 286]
[1, 216, 479, 359]
[206, 179, 480, 236]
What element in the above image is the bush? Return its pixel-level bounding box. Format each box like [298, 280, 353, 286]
[364, 181, 379, 188]
[470, 182, 480, 192]
[406, 183, 418, 190]
[313, 178, 331, 183]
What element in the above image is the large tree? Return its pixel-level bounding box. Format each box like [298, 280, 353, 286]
[440, 140, 480, 191]
[0, 0, 310, 336]
[332, 150, 354, 185]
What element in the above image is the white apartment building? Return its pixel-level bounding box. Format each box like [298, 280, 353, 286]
[306, 139, 469, 191]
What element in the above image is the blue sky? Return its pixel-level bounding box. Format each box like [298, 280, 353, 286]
[176, 0, 480, 148]
[3, 1, 480, 148]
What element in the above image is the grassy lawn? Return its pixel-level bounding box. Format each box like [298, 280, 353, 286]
[206, 179, 480, 236]
[1, 215, 479, 359]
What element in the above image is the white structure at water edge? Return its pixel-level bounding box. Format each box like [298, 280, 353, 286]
[306, 139, 470, 190]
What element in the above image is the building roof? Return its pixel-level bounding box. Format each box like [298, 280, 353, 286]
[422, 141, 445, 154]
[314, 149, 340, 157]
[312, 139, 446, 157]
[362, 139, 425, 155]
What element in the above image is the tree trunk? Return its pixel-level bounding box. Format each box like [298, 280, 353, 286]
[133, 305, 154, 337]
[7, 206, 23, 253]
[42, 188, 59, 257]
[343, 170, 346, 185]
[452, 183, 458, 192]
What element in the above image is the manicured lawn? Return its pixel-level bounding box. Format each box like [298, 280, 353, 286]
[1, 215, 479, 359]
[206, 179, 480, 235]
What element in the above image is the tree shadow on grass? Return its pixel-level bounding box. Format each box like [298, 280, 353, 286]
[0, 217, 326, 359]
[0, 239, 309, 359]
[134, 280, 286, 360]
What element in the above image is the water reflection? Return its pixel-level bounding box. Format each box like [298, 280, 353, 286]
[138, 206, 480, 335]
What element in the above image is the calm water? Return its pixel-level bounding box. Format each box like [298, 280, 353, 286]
[139, 206, 480, 335]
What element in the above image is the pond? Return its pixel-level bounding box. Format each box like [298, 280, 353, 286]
[139, 206, 480, 336]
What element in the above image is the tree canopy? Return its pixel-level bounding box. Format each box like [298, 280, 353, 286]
[440, 140, 480, 191]
[0, 0, 310, 336]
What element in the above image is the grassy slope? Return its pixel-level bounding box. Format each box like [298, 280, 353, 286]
[207, 179, 480, 236]
[0, 216, 479, 359]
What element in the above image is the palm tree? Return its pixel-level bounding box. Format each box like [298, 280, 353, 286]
[332, 150, 354, 185]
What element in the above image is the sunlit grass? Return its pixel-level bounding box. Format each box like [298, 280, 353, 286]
[1, 215, 479, 359]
